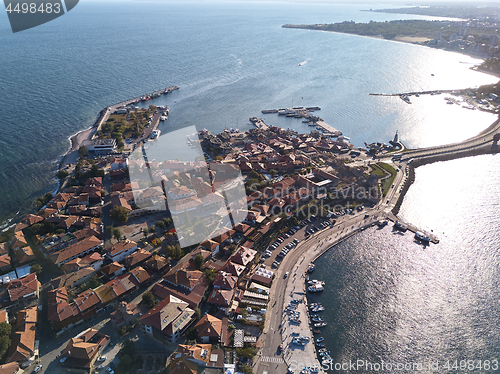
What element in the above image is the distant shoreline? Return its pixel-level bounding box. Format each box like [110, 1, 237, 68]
[282, 23, 490, 62]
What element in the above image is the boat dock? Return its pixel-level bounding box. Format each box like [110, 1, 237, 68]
[280, 254, 326, 373]
[249, 117, 270, 130]
[314, 120, 342, 136]
[387, 214, 439, 244]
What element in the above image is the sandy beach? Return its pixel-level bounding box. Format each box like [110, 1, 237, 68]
[59, 126, 96, 169]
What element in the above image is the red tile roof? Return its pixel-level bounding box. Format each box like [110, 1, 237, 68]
[207, 289, 234, 307]
[4, 273, 39, 303]
[49, 236, 101, 265]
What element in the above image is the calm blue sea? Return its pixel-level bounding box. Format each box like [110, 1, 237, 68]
[1, 2, 499, 371]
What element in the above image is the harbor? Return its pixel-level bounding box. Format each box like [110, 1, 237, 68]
[260, 106, 342, 136]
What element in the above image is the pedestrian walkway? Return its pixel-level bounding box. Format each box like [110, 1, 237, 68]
[260, 356, 285, 363]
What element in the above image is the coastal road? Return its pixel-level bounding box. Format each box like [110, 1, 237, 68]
[254, 209, 388, 374]
[379, 118, 500, 162]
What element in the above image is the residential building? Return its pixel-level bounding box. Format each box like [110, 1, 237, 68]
[4, 273, 40, 306]
[60, 328, 110, 370]
[140, 295, 195, 342]
[106, 239, 137, 263]
[6, 307, 37, 364]
[194, 314, 230, 346]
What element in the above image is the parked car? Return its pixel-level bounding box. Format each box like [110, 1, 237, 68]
[34, 365, 42, 373]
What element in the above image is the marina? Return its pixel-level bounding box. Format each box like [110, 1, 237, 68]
[261, 106, 342, 136]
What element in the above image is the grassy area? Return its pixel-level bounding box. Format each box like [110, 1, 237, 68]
[369, 162, 398, 197]
[97, 106, 156, 147]
[378, 162, 398, 196]
[369, 163, 386, 178]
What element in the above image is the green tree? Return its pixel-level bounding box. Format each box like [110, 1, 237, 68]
[142, 291, 157, 308]
[78, 145, 88, 158]
[110, 206, 129, 224]
[204, 269, 217, 283]
[142, 228, 149, 238]
[112, 227, 122, 242]
[193, 254, 204, 270]
[148, 225, 156, 233]
[269, 169, 277, 178]
[122, 339, 136, 357]
[0, 335, 11, 362]
[0, 322, 11, 337]
[167, 244, 183, 260]
[194, 308, 201, 320]
[118, 325, 127, 337]
[116, 354, 133, 374]
[241, 364, 253, 374]
[30, 264, 42, 276]
[57, 170, 69, 179]
[236, 346, 257, 359]
[156, 220, 165, 230]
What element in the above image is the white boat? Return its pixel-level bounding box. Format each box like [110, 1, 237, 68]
[150, 130, 161, 140]
[415, 231, 430, 242]
[308, 284, 324, 292]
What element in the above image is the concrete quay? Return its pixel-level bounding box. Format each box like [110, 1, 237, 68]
[250, 117, 270, 130]
[313, 120, 342, 136]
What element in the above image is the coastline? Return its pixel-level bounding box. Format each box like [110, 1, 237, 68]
[282, 25, 490, 62]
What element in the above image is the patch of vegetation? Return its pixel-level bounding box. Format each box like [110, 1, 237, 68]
[284, 19, 497, 42]
[78, 275, 102, 292]
[142, 291, 157, 308]
[0, 322, 11, 363]
[30, 263, 42, 276]
[115, 340, 143, 374]
[97, 106, 156, 148]
[34, 192, 53, 208]
[236, 345, 257, 359]
[378, 162, 398, 196]
[110, 206, 129, 224]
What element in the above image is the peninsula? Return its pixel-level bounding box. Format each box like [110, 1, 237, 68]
[0, 82, 499, 374]
[283, 5, 500, 60]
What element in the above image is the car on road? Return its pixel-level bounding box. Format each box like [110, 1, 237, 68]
[34, 365, 42, 373]
[98, 356, 107, 362]
[60, 356, 67, 363]
[106, 368, 115, 374]
[284, 272, 289, 279]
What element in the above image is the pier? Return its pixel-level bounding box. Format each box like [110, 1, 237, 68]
[249, 117, 270, 130]
[314, 120, 342, 136]
[386, 214, 439, 244]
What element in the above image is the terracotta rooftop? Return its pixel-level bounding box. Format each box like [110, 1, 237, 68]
[207, 289, 234, 307]
[49, 235, 101, 265]
[6, 307, 37, 363]
[74, 289, 101, 313]
[129, 266, 150, 284]
[106, 239, 137, 257]
[4, 273, 39, 303]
